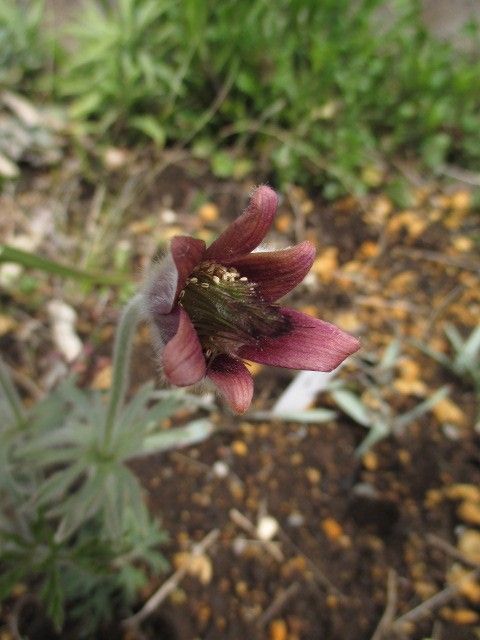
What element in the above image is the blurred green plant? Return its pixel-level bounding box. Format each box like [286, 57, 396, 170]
[0, 294, 215, 635]
[416, 323, 480, 427]
[54, 0, 480, 196]
[417, 324, 480, 390]
[0, 0, 49, 88]
[329, 339, 449, 455]
[60, 0, 184, 141]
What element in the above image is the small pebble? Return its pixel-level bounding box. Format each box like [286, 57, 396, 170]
[287, 511, 305, 528]
[161, 208, 177, 223]
[212, 461, 229, 478]
[257, 515, 279, 541]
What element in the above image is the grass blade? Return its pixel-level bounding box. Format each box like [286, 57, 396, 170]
[0, 244, 126, 286]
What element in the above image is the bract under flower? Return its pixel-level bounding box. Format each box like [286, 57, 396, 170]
[144, 185, 360, 413]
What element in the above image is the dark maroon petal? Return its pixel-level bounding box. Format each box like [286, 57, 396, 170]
[144, 236, 205, 315]
[171, 236, 206, 300]
[207, 355, 254, 414]
[205, 186, 278, 263]
[232, 241, 316, 302]
[239, 308, 360, 371]
[163, 308, 206, 386]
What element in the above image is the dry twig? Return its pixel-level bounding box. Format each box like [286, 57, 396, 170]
[122, 528, 220, 630]
[392, 567, 480, 631]
[421, 284, 465, 340]
[257, 582, 301, 629]
[370, 569, 398, 640]
[439, 164, 480, 186]
[427, 533, 480, 570]
[277, 529, 345, 599]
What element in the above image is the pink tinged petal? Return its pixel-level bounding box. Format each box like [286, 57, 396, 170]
[208, 355, 254, 414]
[232, 241, 316, 302]
[150, 308, 180, 348]
[145, 236, 205, 316]
[163, 308, 206, 386]
[205, 185, 278, 263]
[171, 235, 206, 301]
[239, 308, 360, 372]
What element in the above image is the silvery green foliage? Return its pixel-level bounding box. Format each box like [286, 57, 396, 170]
[416, 323, 480, 429]
[0, 296, 215, 633]
[18, 379, 213, 543]
[329, 339, 449, 456]
[417, 323, 480, 390]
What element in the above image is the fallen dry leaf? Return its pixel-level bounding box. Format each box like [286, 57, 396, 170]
[448, 565, 480, 605]
[388, 271, 417, 294]
[174, 552, 213, 585]
[387, 211, 428, 239]
[458, 529, 480, 565]
[364, 195, 392, 227]
[0, 314, 16, 336]
[451, 190, 471, 210]
[440, 607, 479, 625]
[333, 310, 362, 333]
[91, 365, 112, 391]
[356, 240, 380, 259]
[445, 484, 480, 502]
[452, 236, 474, 252]
[457, 501, 480, 526]
[432, 398, 466, 427]
[312, 247, 338, 283]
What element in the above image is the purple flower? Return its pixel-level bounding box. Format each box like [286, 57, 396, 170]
[144, 186, 360, 413]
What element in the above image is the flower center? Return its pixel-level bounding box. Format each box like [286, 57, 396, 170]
[179, 260, 290, 361]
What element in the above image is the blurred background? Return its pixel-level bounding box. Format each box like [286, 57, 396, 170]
[1, 1, 480, 639]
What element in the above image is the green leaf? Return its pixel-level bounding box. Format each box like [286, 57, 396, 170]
[130, 115, 166, 146]
[0, 564, 28, 600]
[394, 386, 449, 432]
[356, 421, 390, 457]
[249, 409, 337, 423]
[70, 91, 104, 119]
[444, 323, 465, 356]
[141, 419, 214, 454]
[461, 325, 480, 367]
[41, 564, 65, 631]
[0, 357, 25, 428]
[19, 425, 86, 458]
[421, 133, 451, 168]
[412, 339, 452, 370]
[380, 338, 401, 370]
[211, 151, 235, 178]
[34, 461, 85, 508]
[54, 475, 106, 542]
[331, 389, 371, 427]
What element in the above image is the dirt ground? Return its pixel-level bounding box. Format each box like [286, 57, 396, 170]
[2, 156, 480, 639]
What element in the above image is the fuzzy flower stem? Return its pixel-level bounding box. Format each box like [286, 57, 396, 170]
[0, 357, 25, 428]
[103, 293, 143, 451]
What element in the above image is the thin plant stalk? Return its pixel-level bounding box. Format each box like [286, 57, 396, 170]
[103, 294, 143, 450]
